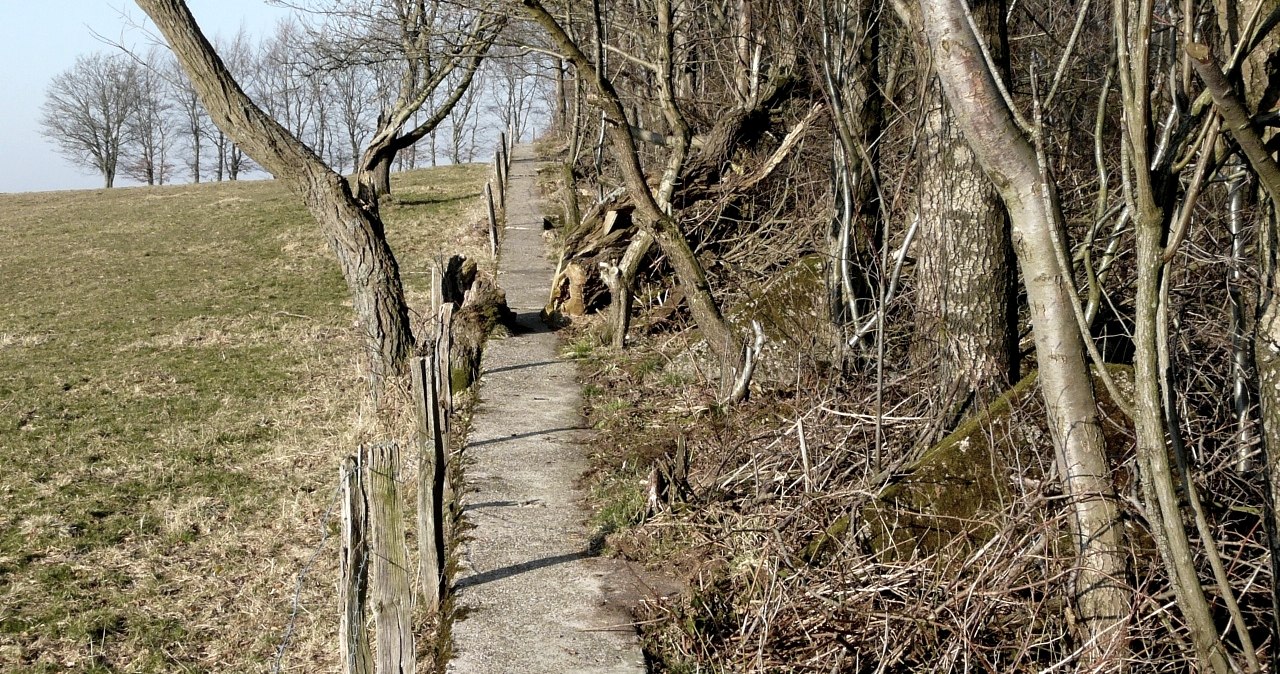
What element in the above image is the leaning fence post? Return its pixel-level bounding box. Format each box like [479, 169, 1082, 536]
[365, 443, 416, 674]
[494, 149, 507, 211]
[434, 304, 455, 520]
[436, 304, 455, 419]
[412, 357, 446, 613]
[339, 456, 372, 674]
[484, 183, 498, 259]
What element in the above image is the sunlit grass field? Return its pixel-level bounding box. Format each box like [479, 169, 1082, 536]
[0, 164, 489, 672]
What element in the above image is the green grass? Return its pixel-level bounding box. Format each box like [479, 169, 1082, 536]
[0, 164, 488, 672]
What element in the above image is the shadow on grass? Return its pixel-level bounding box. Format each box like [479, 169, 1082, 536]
[393, 191, 482, 207]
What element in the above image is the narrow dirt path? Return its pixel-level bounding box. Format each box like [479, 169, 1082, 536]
[447, 146, 647, 674]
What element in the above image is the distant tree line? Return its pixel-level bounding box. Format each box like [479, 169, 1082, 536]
[39, 16, 546, 189]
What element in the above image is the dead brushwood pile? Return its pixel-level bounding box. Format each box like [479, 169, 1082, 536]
[572, 331, 1272, 672]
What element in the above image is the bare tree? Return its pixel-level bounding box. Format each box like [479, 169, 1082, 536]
[123, 48, 177, 186]
[520, 0, 742, 363]
[135, 0, 415, 393]
[445, 65, 485, 163]
[214, 29, 257, 181]
[485, 45, 546, 143]
[326, 57, 377, 171]
[299, 0, 504, 205]
[167, 53, 211, 182]
[817, 0, 883, 354]
[40, 52, 141, 188]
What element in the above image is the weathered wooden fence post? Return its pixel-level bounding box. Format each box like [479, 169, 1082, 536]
[365, 442, 416, 674]
[412, 353, 447, 614]
[339, 456, 373, 674]
[436, 305, 455, 419]
[484, 183, 498, 259]
[494, 148, 507, 212]
[435, 305, 455, 511]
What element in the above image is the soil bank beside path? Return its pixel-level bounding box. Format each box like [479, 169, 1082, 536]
[447, 146, 647, 674]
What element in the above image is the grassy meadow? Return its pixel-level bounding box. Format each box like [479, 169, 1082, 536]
[0, 164, 489, 672]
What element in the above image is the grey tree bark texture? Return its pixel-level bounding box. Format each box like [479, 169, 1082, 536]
[905, 0, 1016, 420]
[135, 0, 415, 393]
[918, 1, 1131, 667]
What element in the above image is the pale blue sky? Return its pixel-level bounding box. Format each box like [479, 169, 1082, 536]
[0, 1, 295, 193]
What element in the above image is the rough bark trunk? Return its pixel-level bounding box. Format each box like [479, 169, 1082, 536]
[359, 151, 393, 205]
[920, 1, 1131, 666]
[908, 0, 1015, 414]
[136, 0, 415, 392]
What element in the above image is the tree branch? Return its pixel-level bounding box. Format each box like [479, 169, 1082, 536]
[1187, 42, 1280, 215]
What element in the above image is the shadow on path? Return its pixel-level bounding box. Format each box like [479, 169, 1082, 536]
[507, 311, 558, 335]
[469, 426, 585, 448]
[484, 359, 558, 376]
[456, 550, 591, 589]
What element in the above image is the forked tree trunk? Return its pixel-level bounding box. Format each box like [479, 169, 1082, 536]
[919, 1, 1131, 666]
[354, 29, 494, 210]
[358, 150, 395, 207]
[1116, 7, 1234, 671]
[907, 0, 1015, 417]
[137, 0, 415, 392]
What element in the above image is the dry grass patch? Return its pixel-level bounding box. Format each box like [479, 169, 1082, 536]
[0, 165, 489, 673]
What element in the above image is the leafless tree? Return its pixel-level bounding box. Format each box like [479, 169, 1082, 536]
[136, 0, 415, 393]
[123, 48, 178, 185]
[40, 52, 142, 188]
[294, 0, 504, 206]
[445, 65, 486, 163]
[166, 53, 212, 182]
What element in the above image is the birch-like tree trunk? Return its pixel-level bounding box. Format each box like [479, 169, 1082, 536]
[919, 1, 1130, 666]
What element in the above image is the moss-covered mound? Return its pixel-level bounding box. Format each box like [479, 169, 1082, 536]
[868, 365, 1135, 557]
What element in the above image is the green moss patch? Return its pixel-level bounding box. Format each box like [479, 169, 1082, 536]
[868, 365, 1135, 557]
